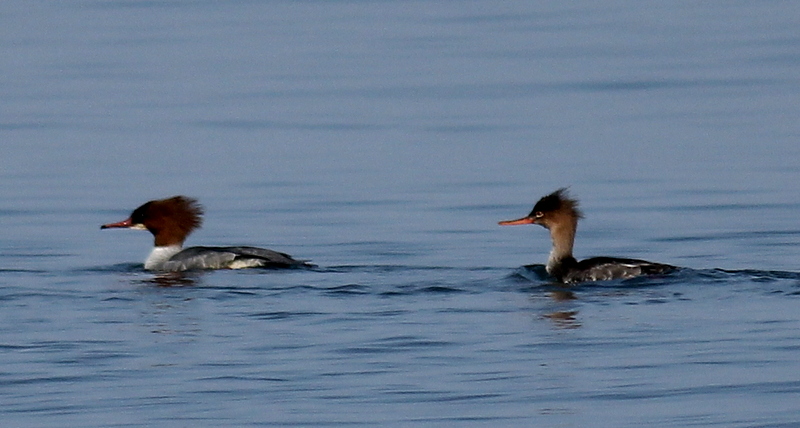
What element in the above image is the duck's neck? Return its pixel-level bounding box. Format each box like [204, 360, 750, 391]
[546, 220, 578, 277]
[144, 245, 183, 270]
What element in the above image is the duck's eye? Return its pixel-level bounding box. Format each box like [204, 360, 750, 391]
[534, 212, 544, 218]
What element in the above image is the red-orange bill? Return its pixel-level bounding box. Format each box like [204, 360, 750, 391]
[498, 217, 535, 226]
[101, 218, 133, 229]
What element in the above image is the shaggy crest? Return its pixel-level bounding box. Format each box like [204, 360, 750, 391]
[132, 196, 204, 246]
[529, 188, 584, 219]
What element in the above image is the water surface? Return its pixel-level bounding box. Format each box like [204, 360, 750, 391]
[2, 1, 800, 426]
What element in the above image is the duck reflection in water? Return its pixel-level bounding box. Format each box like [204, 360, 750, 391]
[138, 272, 200, 287]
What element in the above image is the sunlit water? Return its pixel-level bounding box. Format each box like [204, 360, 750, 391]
[2, 1, 800, 427]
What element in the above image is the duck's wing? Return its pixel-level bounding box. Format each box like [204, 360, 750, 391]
[565, 257, 675, 283]
[161, 246, 310, 271]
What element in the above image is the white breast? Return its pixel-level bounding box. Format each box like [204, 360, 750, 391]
[144, 245, 182, 270]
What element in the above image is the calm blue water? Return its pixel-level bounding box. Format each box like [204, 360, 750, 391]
[2, 1, 800, 426]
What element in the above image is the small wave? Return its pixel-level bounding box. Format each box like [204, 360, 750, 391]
[78, 263, 144, 274]
[324, 283, 370, 295]
[0, 268, 48, 274]
[711, 268, 800, 281]
[248, 310, 324, 320]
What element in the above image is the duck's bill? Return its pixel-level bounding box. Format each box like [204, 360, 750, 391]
[498, 217, 535, 226]
[101, 218, 134, 229]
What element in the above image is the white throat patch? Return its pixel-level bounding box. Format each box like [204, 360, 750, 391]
[144, 245, 182, 270]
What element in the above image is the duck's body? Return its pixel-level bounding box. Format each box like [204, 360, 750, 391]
[102, 196, 309, 272]
[548, 255, 674, 284]
[142, 245, 304, 271]
[500, 188, 674, 284]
